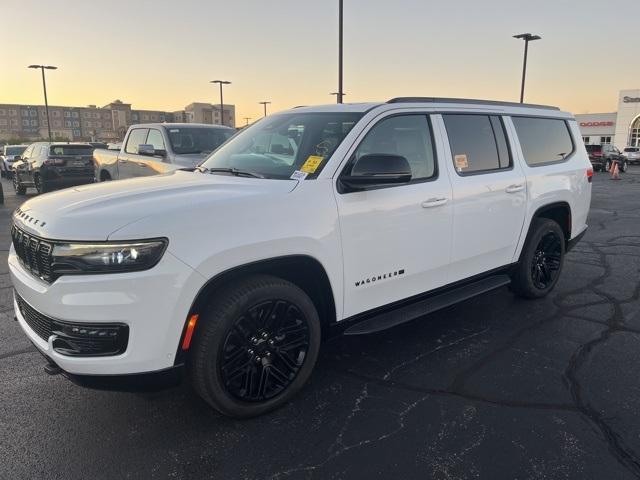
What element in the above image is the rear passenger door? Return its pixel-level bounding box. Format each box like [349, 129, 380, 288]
[437, 114, 526, 282]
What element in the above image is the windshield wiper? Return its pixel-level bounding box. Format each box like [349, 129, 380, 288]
[197, 166, 265, 178]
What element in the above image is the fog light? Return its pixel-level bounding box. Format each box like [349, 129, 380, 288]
[51, 321, 129, 357]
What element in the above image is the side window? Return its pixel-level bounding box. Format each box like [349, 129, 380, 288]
[347, 115, 436, 182]
[443, 114, 511, 174]
[146, 129, 166, 152]
[125, 129, 149, 154]
[22, 145, 34, 159]
[511, 117, 574, 166]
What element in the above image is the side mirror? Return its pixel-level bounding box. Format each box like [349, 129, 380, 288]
[137, 144, 165, 157]
[340, 154, 412, 192]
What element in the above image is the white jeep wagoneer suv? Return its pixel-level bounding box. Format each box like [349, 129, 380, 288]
[9, 97, 592, 417]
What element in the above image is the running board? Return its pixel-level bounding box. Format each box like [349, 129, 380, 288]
[343, 274, 511, 335]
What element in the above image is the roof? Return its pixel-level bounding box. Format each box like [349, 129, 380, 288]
[132, 122, 235, 129]
[282, 97, 571, 118]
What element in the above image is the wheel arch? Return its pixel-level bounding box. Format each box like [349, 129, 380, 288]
[174, 254, 337, 364]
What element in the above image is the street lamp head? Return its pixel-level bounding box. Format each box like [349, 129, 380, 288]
[211, 80, 231, 85]
[513, 33, 541, 41]
[28, 64, 58, 69]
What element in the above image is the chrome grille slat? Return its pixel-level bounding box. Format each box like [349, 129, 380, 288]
[11, 225, 54, 283]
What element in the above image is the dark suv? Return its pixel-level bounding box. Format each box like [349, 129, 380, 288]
[586, 144, 628, 172]
[13, 142, 95, 195]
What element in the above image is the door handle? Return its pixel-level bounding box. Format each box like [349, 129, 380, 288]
[505, 184, 524, 194]
[421, 197, 448, 208]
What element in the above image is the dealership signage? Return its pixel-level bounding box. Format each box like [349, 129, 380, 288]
[623, 96, 640, 103]
[579, 121, 614, 127]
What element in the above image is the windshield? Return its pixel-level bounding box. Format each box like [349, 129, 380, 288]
[200, 112, 362, 179]
[585, 145, 602, 152]
[49, 145, 94, 156]
[624, 147, 639, 152]
[167, 127, 235, 155]
[5, 146, 27, 156]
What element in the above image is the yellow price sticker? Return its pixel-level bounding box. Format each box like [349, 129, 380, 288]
[300, 155, 324, 174]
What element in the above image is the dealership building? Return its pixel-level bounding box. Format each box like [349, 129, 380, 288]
[576, 89, 640, 149]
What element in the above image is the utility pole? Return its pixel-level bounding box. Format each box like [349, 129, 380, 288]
[210, 80, 231, 125]
[259, 101, 271, 117]
[244, 117, 251, 126]
[337, 0, 344, 104]
[513, 33, 541, 103]
[28, 64, 57, 141]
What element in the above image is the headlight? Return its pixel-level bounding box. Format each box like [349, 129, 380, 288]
[51, 239, 168, 275]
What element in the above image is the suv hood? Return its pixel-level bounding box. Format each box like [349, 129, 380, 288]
[13, 170, 297, 241]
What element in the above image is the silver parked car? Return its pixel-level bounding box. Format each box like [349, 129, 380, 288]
[623, 146, 640, 164]
[94, 123, 235, 181]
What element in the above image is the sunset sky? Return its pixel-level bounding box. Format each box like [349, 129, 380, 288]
[2, 0, 639, 125]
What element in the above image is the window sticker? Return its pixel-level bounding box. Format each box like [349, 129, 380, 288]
[300, 155, 324, 173]
[454, 154, 469, 171]
[290, 170, 308, 181]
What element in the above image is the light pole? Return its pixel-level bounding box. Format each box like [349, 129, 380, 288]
[210, 80, 231, 125]
[337, 0, 344, 104]
[28, 64, 57, 142]
[244, 117, 251, 126]
[259, 101, 271, 117]
[513, 33, 541, 103]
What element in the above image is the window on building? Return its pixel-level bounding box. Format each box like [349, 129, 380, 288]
[73, 121, 80, 127]
[30, 120, 37, 126]
[10, 119, 18, 126]
[53, 111, 60, 117]
[22, 119, 29, 126]
[582, 136, 590, 144]
[0, 109, 5, 116]
[65, 120, 72, 127]
[443, 114, 511, 174]
[22, 110, 29, 117]
[30, 110, 36, 117]
[9, 109, 17, 116]
[600, 136, 612, 145]
[512, 116, 574, 166]
[0, 119, 7, 126]
[72, 112, 78, 118]
[54, 120, 61, 127]
[64, 111, 71, 117]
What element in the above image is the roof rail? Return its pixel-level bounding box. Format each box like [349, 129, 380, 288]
[387, 97, 560, 111]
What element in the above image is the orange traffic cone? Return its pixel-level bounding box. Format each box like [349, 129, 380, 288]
[610, 160, 620, 180]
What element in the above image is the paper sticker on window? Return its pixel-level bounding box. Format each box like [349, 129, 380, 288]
[290, 170, 308, 181]
[300, 155, 324, 173]
[454, 154, 469, 171]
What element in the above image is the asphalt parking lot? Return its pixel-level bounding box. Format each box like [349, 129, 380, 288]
[1, 168, 640, 480]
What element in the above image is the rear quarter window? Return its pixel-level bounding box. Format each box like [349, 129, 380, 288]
[511, 117, 574, 166]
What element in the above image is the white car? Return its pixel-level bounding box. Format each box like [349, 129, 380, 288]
[623, 146, 640, 164]
[1, 144, 28, 177]
[9, 97, 592, 417]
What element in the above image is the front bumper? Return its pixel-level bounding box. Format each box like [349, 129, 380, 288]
[9, 243, 205, 376]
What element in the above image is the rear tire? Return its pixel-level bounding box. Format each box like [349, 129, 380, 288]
[13, 174, 26, 195]
[189, 274, 321, 418]
[511, 218, 565, 299]
[100, 170, 112, 181]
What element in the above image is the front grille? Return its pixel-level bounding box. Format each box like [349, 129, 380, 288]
[11, 225, 54, 282]
[15, 292, 53, 341]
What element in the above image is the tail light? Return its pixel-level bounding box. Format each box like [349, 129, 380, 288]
[43, 158, 65, 166]
[587, 168, 593, 183]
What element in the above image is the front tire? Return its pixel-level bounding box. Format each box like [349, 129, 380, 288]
[511, 218, 565, 299]
[190, 274, 321, 418]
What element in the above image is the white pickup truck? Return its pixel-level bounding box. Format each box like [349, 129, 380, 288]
[94, 123, 235, 181]
[10, 97, 592, 418]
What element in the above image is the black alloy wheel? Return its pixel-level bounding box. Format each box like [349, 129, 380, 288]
[220, 299, 311, 402]
[530, 231, 562, 290]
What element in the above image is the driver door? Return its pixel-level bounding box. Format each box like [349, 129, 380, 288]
[334, 113, 454, 318]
